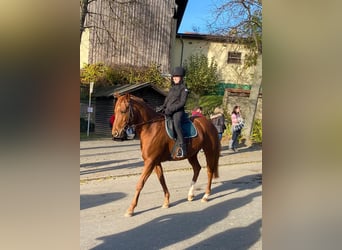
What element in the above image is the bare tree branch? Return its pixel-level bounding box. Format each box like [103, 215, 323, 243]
[209, 0, 262, 144]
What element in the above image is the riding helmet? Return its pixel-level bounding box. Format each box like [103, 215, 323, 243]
[172, 66, 185, 77]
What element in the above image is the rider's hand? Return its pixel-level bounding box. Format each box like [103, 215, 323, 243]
[155, 106, 165, 113]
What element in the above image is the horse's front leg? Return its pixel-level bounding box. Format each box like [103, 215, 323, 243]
[154, 163, 170, 208]
[125, 162, 154, 217]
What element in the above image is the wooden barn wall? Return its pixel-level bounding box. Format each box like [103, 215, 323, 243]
[87, 0, 175, 73]
[94, 88, 165, 136]
[130, 87, 165, 108]
[94, 98, 115, 136]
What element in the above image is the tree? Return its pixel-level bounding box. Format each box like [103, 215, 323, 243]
[80, 63, 169, 88]
[80, 0, 90, 42]
[183, 54, 219, 98]
[80, 0, 140, 43]
[208, 0, 262, 145]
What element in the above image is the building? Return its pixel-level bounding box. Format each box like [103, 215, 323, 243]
[171, 33, 259, 91]
[80, 0, 188, 74]
[80, 1, 261, 87]
[80, 1, 262, 134]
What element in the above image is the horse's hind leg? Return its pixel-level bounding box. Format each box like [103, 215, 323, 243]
[201, 148, 219, 202]
[201, 169, 214, 202]
[125, 163, 154, 217]
[187, 155, 202, 201]
[154, 163, 170, 208]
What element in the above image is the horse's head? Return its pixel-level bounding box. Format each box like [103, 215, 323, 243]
[112, 93, 162, 139]
[112, 93, 132, 139]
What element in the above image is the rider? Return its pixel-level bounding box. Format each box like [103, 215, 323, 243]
[158, 66, 189, 158]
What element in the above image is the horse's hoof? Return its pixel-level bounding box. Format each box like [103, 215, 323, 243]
[201, 198, 208, 202]
[162, 204, 169, 208]
[124, 211, 133, 217]
[188, 195, 194, 201]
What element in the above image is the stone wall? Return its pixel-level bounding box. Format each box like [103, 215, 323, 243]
[223, 89, 262, 120]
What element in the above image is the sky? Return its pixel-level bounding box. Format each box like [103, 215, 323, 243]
[178, 0, 213, 34]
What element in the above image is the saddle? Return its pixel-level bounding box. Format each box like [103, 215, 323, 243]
[165, 113, 198, 140]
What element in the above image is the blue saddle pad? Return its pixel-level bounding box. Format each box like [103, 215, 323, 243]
[165, 114, 198, 140]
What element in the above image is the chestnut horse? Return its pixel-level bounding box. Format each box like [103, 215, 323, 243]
[112, 93, 220, 217]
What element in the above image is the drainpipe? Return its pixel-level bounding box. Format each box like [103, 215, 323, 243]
[179, 35, 184, 66]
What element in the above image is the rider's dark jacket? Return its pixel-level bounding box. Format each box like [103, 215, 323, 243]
[162, 82, 188, 115]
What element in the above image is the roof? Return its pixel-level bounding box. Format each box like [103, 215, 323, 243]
[176, 33, 248, 44]
[93, 82, 168, 98]
[175, 0, 188, 31]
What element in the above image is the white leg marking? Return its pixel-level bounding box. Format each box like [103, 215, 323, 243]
[188, 181, 196, 197]
[202, 193, 209, 200]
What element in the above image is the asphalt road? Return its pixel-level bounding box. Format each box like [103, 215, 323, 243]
[80, 139, 262, 250]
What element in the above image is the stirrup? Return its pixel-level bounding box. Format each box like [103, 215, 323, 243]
[176, 147, 184, 158]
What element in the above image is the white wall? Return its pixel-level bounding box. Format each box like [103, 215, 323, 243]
[171, 36, 257, 85]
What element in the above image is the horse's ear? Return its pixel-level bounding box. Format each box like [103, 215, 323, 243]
[114, 92, 120, 98]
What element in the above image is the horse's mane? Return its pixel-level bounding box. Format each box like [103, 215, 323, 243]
[130, 95, 160, 116]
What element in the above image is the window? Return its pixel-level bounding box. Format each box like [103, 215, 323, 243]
[227, 52, 242, 64]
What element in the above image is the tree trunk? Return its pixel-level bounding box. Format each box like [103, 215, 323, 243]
[222, 87, 229, 114]
[80, 0, 89, 43]
[243, 56, 262, 146]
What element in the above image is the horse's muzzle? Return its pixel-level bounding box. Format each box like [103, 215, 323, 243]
[112, 129, 125, 139]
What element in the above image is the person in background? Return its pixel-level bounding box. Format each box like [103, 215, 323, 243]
[156, 66, 189, 158]
[229, 105, 244, 152]
[109, 114, 115, 129]
[210, 107, 226, 142]
[126, 126, 135, 140]
[191, 106, 203, 117]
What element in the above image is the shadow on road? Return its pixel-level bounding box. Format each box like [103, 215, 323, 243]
[80, 158, 144, 175]
[81, 142, 140, 151]
[186, 218, 262, 250]
[80, 159, 130, 169]
[81, 149, 140, 158]
[179, 173, 262, 203]
[89, 173, 262, 249]
[91, 190, 261, 249]
[211, 173, 262, 198]
[221, 143, 262, 156]
[81, 192, 127, 210]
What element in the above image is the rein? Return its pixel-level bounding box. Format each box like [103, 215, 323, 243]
[125, 98, 165, 130]
[130, 117, 165, 130]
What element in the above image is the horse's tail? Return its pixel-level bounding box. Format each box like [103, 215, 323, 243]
[212, 135, 220, 179]
[197, 117, 220, 178]
[208, 135, 220, 179]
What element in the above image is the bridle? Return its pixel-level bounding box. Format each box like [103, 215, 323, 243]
[120, 98, 164, 131]
[120, 99, 135, 131]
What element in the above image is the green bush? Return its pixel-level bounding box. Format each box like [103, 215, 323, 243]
[251, 119, 262, 143]
[186, 94, 222, 117]
[80, 63, 111, 85]
[80, 117, 94, 132]
[184, 54, 219, 96]
[80, 63, 169, 88]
